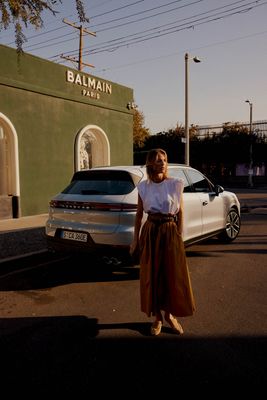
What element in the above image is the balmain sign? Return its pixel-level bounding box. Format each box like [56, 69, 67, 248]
[66, 70, 112, 100]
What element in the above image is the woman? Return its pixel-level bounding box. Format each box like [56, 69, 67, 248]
[130, 148, 195, 336]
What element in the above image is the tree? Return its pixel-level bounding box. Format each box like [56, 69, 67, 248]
[0, 0, 88, 53]
[133, 107, 150, 150]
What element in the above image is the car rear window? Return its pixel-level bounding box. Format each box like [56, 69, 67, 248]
[62, 170, 141, 195]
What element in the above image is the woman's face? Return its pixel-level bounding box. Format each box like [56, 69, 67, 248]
[152, 153, 167, 174]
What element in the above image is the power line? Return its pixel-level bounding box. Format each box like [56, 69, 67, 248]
[2, 0, 258, 55]
[64, 0, 267, 59]
[89, 0, 204, 30]
[69, 1, 264, 58]
[92, 28, 267, 73]
[89, 0, 146, 19]
[2, 0, 266, 70]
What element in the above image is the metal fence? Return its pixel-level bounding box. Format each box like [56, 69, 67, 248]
[196, 120, 267, 140]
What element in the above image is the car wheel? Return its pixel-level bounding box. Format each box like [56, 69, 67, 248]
[219, 208, 241, 242]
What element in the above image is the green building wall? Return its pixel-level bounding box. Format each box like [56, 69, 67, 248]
[0, 45, 134, 217]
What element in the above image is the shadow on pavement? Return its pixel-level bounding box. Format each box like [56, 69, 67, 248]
[0, 256, 140, 291]
[1, 315, 266, 395]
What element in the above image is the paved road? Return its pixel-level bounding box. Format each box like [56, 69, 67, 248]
[0, 210, 266, 395]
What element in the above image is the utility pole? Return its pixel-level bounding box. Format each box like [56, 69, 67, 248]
[245, 100, 253, 188]
[61, 18, 96, 70]
[184, 53, 201, 165]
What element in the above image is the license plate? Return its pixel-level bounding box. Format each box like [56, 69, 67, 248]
[62, 231, 87, 242]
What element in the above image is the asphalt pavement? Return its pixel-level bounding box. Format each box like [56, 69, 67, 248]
[0, 214, 48, 262]
[0, 188, 266, 393]
[0, 187, 266, 263]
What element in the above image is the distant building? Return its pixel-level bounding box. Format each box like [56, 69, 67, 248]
[0, 45, 134, 219]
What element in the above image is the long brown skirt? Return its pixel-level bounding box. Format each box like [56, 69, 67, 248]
[139, 219, 196, 318]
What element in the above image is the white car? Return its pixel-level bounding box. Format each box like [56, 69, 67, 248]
[45, 165, 241, 262]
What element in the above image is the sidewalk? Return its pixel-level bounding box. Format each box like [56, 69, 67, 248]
[0, 214, 48, 233]
[0, 214, 48, 262]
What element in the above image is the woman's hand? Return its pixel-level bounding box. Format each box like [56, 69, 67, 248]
[130, 239, 139, 256]
[130, 239, 140, 264]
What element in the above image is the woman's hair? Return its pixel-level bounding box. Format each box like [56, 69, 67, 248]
[145, 148, 168, 180]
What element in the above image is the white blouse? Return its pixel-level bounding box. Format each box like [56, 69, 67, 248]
[137, 177, 184, 215]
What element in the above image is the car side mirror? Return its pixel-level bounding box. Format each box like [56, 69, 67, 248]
[214, 184, 224, 196]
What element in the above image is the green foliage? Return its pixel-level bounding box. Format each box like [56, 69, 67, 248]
[136, 123, 190, 163]
[134, 121, 267, 172]
[0, 0, 88, 53]
[133, 108, 150, 150]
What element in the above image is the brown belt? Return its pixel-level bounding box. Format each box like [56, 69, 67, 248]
[147, 214, 178, 224]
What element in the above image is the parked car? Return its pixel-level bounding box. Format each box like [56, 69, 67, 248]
[45, 164, 241, 263]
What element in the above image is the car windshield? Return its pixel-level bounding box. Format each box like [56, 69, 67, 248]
[62, 170, 141, 195]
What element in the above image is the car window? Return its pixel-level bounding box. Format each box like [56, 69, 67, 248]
[62, 170, 141, 195]
[186, 169, 213, 192]
[168, 167, 191, 193]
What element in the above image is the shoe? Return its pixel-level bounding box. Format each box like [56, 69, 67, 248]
[165, 314, 184, 335]
[150, 320, 162, 336]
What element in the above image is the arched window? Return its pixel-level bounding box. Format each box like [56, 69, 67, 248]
[75, 125, 110, 171]
[0, 113, 20, 217]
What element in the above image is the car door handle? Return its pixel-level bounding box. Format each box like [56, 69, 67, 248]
[202, 201, 208, 206]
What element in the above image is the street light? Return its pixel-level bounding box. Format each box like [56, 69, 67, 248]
[245, 99, 253, 188]
[184, 52, 201, 165]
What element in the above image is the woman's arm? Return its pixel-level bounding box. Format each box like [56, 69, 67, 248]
[130, 194, 144, 255]
[176, 192, 184, 236]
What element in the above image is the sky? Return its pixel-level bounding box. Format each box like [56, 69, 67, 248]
[1, 0, 267, 134]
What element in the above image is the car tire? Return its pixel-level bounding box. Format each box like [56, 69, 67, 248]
[218, 208, 241, 242]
